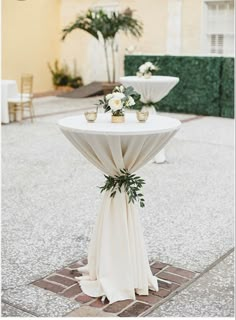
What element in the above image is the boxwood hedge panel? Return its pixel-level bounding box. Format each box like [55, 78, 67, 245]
[220, 58, 234, 118]
[124, 55, 234, 118]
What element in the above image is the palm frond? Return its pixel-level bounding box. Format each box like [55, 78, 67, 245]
[61, 8, 143, 82]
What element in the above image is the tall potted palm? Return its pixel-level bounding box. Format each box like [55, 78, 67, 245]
[62, 8, 142, 83]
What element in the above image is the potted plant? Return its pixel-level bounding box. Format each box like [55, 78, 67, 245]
[48, 60, 83, 91]
[62, 8, 143, 84]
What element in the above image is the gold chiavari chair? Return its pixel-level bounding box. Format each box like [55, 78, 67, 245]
[8, 74, 34, 123]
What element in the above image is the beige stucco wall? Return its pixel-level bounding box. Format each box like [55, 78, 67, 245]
[119, 0, 168, 77]
[1, 0, 61, 92]
[119, 0, 168, 55]
[181, 0, 203, 55]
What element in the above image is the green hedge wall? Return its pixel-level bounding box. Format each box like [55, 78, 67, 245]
[124, 55, 234, 118]
[220, 58, 234, 118]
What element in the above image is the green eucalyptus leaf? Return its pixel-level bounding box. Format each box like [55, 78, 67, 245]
[99, 168, 145, 208]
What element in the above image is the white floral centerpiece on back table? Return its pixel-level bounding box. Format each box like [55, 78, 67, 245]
[98, 85, 141, 123]
[137, 61, 159, 79]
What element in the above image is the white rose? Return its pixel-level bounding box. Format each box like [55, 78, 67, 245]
[106, 93, 113, 100]
[108, 98, 123, 111]
[139, 64, 146, 73]
[127, 96, 135, 106]
[114, 86, 121, 92]
[112, 92, 125, 99]
[145, 61, 153, 68]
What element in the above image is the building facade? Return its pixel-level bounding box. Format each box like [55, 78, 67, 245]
[2, 0, 234, 92]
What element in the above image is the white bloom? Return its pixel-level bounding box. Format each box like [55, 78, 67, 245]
[119, 85, 124, 92]
[144, 61, 157, 71]
[112, 92, 125, 100]
[145, 62, 153, 68]
[108, 98, 123, 111]
[106, 93, 113, 100]
[139, 64, 147, 73]
[127, 96, 135, 106]
[146, 61, 154, 68]
[114, 86, 121, 92]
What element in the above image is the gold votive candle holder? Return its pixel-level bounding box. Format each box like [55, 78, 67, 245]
[136, 111, 149, 122]
[84, 111, 97, 122]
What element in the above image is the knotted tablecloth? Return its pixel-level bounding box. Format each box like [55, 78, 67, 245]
[58, 113, 181, 303]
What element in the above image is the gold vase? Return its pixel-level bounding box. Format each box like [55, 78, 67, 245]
[144, 72, 152, 79]
[111, 115, 125, 123]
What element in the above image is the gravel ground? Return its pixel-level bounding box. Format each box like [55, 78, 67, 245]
[1, 96, 234, 316]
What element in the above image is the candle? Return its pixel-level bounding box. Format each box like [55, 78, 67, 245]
[84, 111, 97, 122]
[136, 111, 149, 122]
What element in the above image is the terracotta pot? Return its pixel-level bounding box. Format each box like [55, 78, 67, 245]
[55, 86, 74, 93]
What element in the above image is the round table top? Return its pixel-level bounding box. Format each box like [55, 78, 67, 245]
[120, 75, 179, 84]
[58, 113, 181, 136]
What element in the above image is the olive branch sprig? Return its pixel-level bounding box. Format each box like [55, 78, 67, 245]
[99, 169, 145, 207]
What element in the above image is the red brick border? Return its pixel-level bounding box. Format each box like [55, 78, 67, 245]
[32, 258, 198, 317]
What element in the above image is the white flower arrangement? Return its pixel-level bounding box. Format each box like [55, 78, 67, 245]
[136, 61, 159, 78]
[98, 85, 140, 116]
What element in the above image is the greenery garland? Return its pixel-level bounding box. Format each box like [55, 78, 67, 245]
[99, 169, 145, 208]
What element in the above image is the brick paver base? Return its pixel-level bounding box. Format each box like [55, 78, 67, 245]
[32, 258, 198, 317]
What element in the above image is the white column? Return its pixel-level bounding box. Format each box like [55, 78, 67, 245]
[167, 0, 182, 54]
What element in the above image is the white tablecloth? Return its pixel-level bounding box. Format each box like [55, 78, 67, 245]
[58, 113, 181, 303]
[1, 80, 18, 124]
[120, 76, 179, 164]
[120, 76, 179, 103]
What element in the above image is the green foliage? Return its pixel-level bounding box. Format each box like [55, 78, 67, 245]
[68, 76, 83, 89]
[62, 8, 142, 41]
[48, 60, 83, 88]
[48, 60, 70, 86]
[100, 169, 145, 208]
[220, 58, 235, 118]
[124, 55, 234, 118]
[62, 8, 142, 82]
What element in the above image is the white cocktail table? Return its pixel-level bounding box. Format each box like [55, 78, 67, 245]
[1, 80, 18, 124]
[58, 113, 181, 303]
[120, 76, 179, 163]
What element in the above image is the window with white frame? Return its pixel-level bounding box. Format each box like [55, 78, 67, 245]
[205, 0, 234, 55]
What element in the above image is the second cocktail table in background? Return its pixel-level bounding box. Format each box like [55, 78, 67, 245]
[120, 76, 179, 164]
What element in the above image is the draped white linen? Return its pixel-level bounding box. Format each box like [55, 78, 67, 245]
[59, 113, 181, 303]
[1, 80, 18, 124]
[119, 76, 179, 104]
